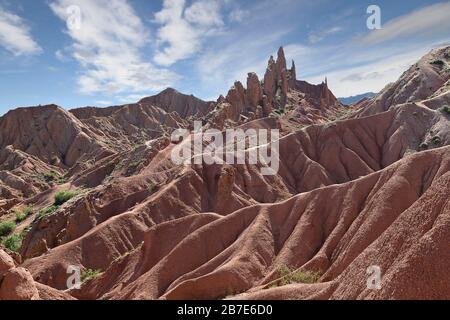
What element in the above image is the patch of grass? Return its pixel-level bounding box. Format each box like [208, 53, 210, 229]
[15, 206, 33, 223]
[36, 205, 58, 221]
[43, 170, 57, 182]
[2, 233, 23, 252]
[273, 265, 322, 287]
[126, 160, 143, 175]
[81, 269, 102, 283]
[439, 105, 450, 115]
[43, 171, 66, 184]
[0, 220, 16, 237]
[54, 190, 78, 206]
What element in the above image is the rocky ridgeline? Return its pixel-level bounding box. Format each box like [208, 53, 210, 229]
[210, 47, 338, 126]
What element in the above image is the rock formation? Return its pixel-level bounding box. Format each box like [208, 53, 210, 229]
[0, 46, 449, 300]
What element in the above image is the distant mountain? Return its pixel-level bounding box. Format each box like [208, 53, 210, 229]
[338, 92, 377, 105]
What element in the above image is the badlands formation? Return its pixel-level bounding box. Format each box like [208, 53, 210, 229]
[0, 46, 449, 300]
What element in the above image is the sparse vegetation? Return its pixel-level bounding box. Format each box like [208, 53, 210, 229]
[269, 265, 322, 288]
[54, 190, 78, 206]
[432, 136, 441, 145]
[419, 142, 428, 150]
[36, 205, 58, 221]
[126, 160, 143, 175]
[430, 59, 444, 66]
[439, 105, 450, 115]
[0, 220, 16, 237]
[2, 233, 23, 252]
[147, 182, 160, 193]
[44, 170, 58, 182]
[81, 269, 102, 283]
[43, 171, 66, 184]
[15, 206, 33, 222]
[132, 143, 145, 151]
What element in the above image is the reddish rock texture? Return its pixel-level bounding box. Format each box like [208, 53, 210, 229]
[0, 249, 72, 300]
[0, 46, 450, 300]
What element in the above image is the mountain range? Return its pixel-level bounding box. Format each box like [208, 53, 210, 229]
[0, 46, 449, 300]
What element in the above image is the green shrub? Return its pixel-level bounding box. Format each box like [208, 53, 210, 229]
[2, 233, 22, 252]
[43, 171, 58, 182]
[0, 221, 16, 237]
[15, 206, 33, 222]
[43, 171, 66, 184]
[36, 205, 58, 221]
[81, 269, 102, 283]
[126, 160, 143, 176]
[274, 265, 322, 287]
[430, 59, 444, 66]
[439, 105, 450, 115]
[432, 136, 441, 145]
[54, 190, 78, 206]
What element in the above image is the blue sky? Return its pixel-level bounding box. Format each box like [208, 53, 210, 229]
[1, 0, 450, 115]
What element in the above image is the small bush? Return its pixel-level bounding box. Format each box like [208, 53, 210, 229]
[0, 221, 16, 237]
[15, 206, 33, 222]
[430, 59, 444, 66]
[43, 171, 58, 182]
[147, 183, 160, 193]
[2, 233, 22, 252]
[81, 269, 102, 283]
[43, 171, 66, 184]
[274, 265, 322, 287]
[36, 205, 58, 221]
[432, 136, 441, 145]
[126, 160, 143, 176]
[54, 190, 78, 206]
[419, 142, 428, 150]
[439, 105, 450, 115]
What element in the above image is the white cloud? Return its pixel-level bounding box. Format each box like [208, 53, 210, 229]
[360, 2, 450, 45]
[0, 7, 42, 56]
[117, 94, 146, 103]
[304, 48, 430, 97]
[185, 0, 224, 27]
[50, 0, 179, 95]
[153, 0, 226, 66]
[95, 100, 113, 106]
[228, 8, 249, 23]
[308, 26, 342, 44]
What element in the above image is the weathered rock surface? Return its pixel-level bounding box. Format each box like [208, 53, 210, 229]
[1, 46, 449, 300]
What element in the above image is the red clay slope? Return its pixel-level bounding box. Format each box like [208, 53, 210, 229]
[21, 144, 450, 300]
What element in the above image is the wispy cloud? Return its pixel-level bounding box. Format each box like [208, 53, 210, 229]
[50, 0, 179, 96]
[304, 47, 431, 97]
[0, 7, 42, 56]
[308, 26, 342, 44]
[153, 0, 226, 66]
[359, 1, 450, 45]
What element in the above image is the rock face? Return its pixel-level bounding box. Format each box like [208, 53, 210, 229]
[138, 88, 213, 118]
[246, 72, 263, 110]
[0, 249, 72, 300]
[359, 46, 450, 116]
[0, 105, 103, 168]
[216, 46, 340, 126]
[1, 45, 450, 301]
